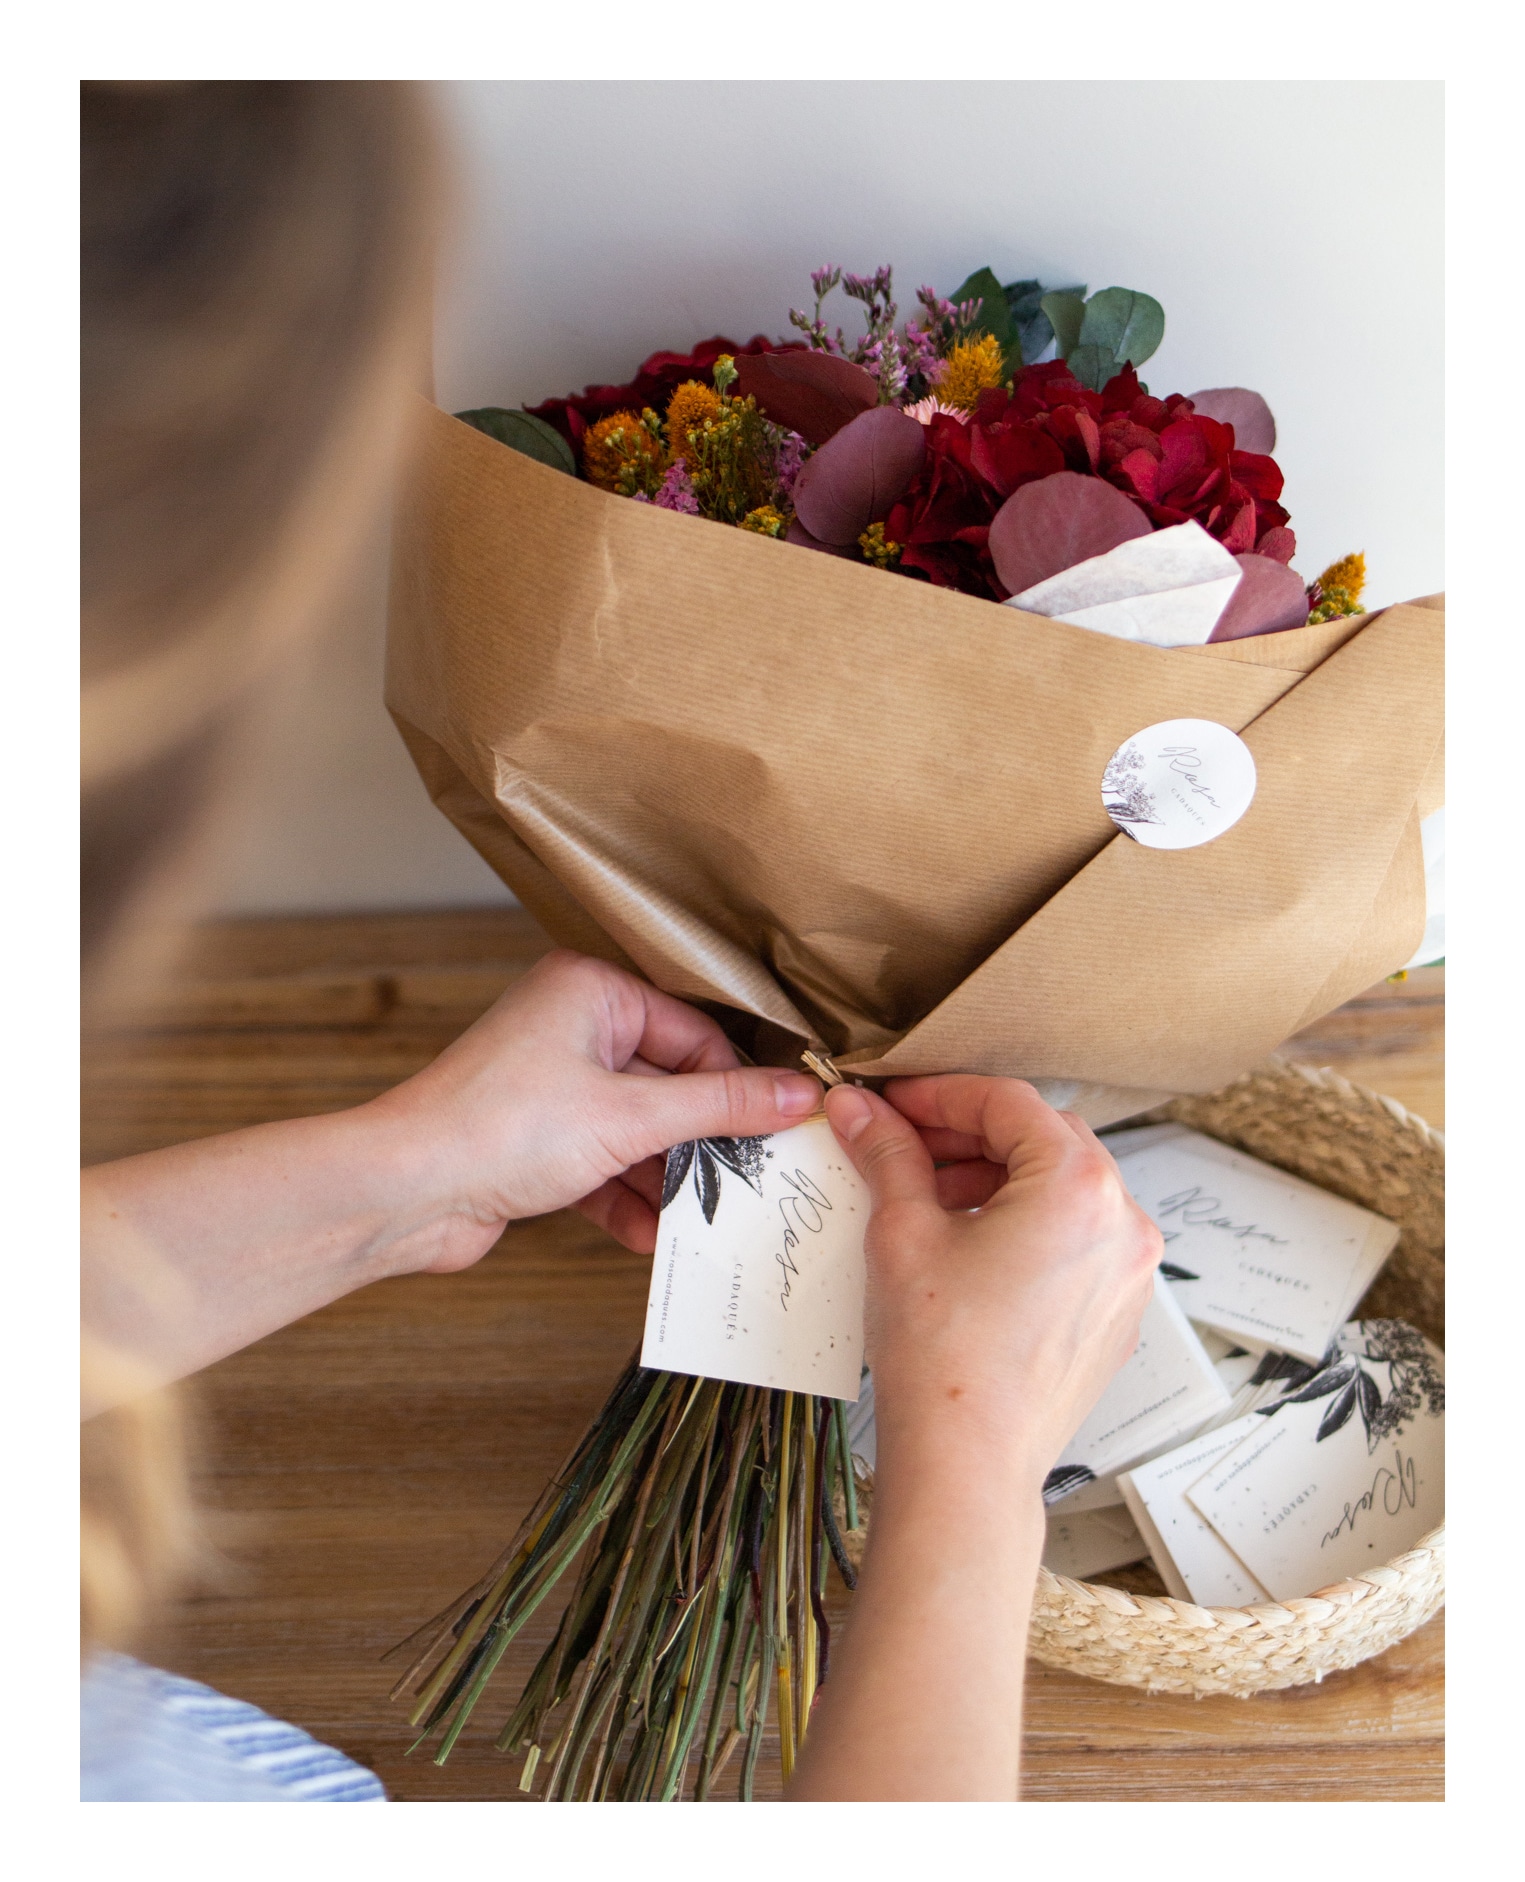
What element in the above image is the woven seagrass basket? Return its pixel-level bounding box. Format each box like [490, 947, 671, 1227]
[845, 1056, 1445, 1699]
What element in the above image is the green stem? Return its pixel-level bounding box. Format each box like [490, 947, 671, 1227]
[833, 1396, 857, 1532]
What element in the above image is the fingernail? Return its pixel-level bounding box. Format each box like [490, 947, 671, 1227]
[825, 1084, 873, 1141]
[771, 1072, 821, 1117]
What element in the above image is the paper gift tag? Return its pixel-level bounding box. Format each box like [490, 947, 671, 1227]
[1101, 718, 1257, 849]
[642, 1113, 869, 1400]
[1117, 1414, 1273, 1606]
[1184, 1322, 1444, 1601]
[1050, 1278, 1231, 1484]
[1043, 1504, 1149, 1581]
[1115, 1126, 1400, 1364]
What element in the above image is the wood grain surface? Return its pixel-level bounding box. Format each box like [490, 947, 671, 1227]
[84, 909, 1443, 1802]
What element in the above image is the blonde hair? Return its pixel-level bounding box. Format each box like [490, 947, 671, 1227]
[81, 81, 440, 1652]
[81, 1338, 201, 1654]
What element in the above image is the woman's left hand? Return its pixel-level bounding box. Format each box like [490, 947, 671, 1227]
[371, 949, 821, 1267]
[82, 950, 820, 1398]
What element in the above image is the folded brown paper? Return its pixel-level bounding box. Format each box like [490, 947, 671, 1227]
[387, 401, 1442, 1114]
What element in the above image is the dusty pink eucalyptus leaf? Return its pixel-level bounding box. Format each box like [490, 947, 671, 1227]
[785, 518, 857, 558]
[734, 351, 880, 446]
[1209, 553, 1310, 640]
[1254, 525, 1297, 565]
[1187, 387, 1277, 456]
[790, 406, 926, 547]
[988, 471, 1152, 598]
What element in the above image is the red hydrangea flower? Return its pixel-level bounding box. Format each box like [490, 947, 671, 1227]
[527, 335, 806, 451]
[885, 361, 1294, 600]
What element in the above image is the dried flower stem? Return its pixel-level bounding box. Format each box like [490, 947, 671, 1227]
[393, 1362, 861, 1799]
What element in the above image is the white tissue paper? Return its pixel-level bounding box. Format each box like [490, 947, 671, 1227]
[1007, 521, 1242, 648]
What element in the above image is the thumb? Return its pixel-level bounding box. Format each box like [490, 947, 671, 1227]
[823, 1085, 940, 1214]
[616, 1064, 821, 1161]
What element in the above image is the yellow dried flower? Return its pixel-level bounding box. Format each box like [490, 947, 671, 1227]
[664, 381, 724, 466]
[858, 522, 902, 569]
[682, 394, 777, 525]
[937, 334, 1006, 412]
[1307, 550, 1368, 624]
[1315, 552, 1366, 605]
[740, 505, 787, 537]
[583, 409, 665, 494]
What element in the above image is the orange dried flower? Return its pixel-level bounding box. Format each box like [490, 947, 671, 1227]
[664, 381, 724, 465]
[582, 410, 664, 492]
[1315, 552, 1366, 605]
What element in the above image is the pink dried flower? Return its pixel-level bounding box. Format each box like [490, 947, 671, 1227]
[904, 394, 968, 426]
[772, 428, 808, 498]
[652, 463, 701, 514]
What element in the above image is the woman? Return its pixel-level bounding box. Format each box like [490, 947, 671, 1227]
[81, 80, 1160, 1801]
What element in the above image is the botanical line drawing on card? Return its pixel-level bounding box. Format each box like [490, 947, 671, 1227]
[1254, 1321, 1444, 1451]
[660, 1134, 768, 1225]
[1101, 744, 1161, 829]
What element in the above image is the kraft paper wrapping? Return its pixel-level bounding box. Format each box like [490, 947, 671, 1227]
[387, 401, 1443, 1123]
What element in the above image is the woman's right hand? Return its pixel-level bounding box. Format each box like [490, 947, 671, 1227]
[823, 1074, 1163, 1489]
[789, 1075, 1163, 1800]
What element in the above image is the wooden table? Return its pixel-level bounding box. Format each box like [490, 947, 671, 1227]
[83, 910, 1444, 1801]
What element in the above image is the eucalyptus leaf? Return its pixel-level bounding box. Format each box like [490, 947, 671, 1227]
[1065, 342, 1114, 392]
[949, 267, 1012, 349]
[455, 406, 577, 476]
[1003, 278, 1045, 321]
[1039, 291, 1086, 362]
[1003, 278, 1043, 370]
[1007, 279, 1085, 367]
[1077, 287, 1166, 371]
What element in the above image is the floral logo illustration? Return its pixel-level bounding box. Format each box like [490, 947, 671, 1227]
[1254, 1320, 1443, 1451]
[661, 1135, 769, 1225]
[1102, 744, 1162, 828]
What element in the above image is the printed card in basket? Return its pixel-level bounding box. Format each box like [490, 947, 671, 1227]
[1111, 1125, 1400, 1363]
[1184, 1322, 1444, 1601]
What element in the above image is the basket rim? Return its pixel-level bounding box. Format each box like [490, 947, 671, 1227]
[1033, 1524, 1444, 1631]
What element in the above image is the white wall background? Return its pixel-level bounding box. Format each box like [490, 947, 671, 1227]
[208, 79, 1442, 916]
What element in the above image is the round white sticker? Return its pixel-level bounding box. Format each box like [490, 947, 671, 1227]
[1102, 718, 1257, 849]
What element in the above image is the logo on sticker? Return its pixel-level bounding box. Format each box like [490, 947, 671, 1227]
[1102, 718, 1257, 850]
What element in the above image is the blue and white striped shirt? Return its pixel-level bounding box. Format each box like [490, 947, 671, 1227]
[81, 1651, 386, 1802]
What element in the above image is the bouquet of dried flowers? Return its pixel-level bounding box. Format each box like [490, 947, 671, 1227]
[388, 261, 1437, 1801]
[464, 263, 1369, 634]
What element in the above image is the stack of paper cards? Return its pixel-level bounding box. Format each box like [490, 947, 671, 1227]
[1047, 1278, 1231, 1491]
[642, 1113, 869, 1400]
[1119, 1321, 1443, 1605]
[1118, 1415, 1273, 1605]
[1107, 1125, 1401, 1363]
